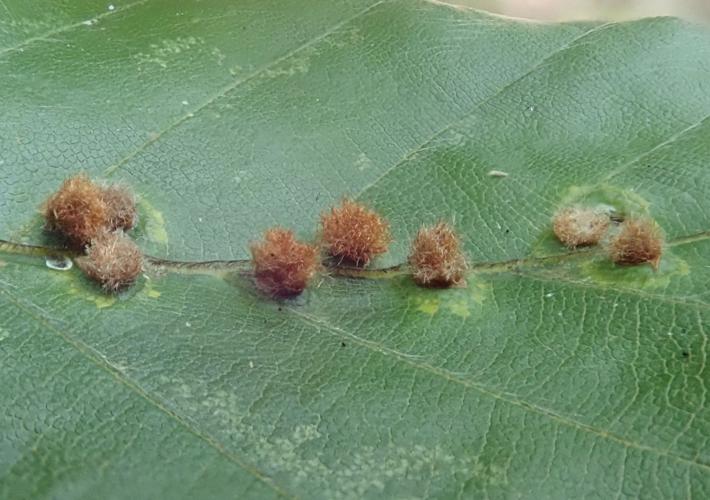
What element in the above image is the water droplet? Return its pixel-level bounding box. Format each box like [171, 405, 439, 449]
[45, 256, 73, 271]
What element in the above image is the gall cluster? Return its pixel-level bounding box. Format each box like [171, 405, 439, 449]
[552, 205, 663, 269]
[43, 178, 469, 298]
[42, 174, 665, 300]
[250, 199, 468, 298]
[42, 174, 142, 291]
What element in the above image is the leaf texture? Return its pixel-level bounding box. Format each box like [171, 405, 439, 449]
[1, 1, 709, 498]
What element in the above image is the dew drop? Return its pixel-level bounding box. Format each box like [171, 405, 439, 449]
[45, 256, 73, 271]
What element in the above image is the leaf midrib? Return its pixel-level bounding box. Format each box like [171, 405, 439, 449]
[3, 228, 709, 310]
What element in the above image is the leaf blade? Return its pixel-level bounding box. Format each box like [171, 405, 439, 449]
[1, 1, 710, 498]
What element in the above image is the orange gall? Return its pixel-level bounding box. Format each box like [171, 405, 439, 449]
[552, 206, 610, 249]
[409, 222, 468, 288]
[250, 228, 319, 298]
[76, 230, 143, 292]
[609, 218, 663, 270]
[42, 174, 108, 248]
[320, 199, 391, 266]
[42, 175, 138, 247]
[101, 185, 137, 231]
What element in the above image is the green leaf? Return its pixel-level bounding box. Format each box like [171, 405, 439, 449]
[1, 0, 709, 498]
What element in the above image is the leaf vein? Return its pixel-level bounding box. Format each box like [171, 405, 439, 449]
[0, 286, 295, 499]
[103, 0, 388, 177]
[288, 307, 710, 473]
[353, 19, 614, 201]
[0, 0, 150, 57]
[601, 113, 710, 183]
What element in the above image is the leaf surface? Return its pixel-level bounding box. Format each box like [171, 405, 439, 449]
[1, 1, 709, 498]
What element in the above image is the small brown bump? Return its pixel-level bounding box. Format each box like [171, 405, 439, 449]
[320, 199, 391, 266]
[409, 222, 468, 288]
[609, 217, 663, 270]
[76, 230, 143, 292]
[250, 228, 319, 298]
[42, 174, 108, 248]
[552, 206, 610, 248]
[101, 185, 137, 231]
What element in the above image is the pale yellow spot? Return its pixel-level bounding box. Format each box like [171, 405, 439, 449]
[560, 184, 650, 213]
[416, 298, 440, 315]
[0, 260, 6, 268]
[48, 270, 117, 309]
[445, 282, 490, 318]
[91, 295, 117, 309]
[447, 300, 470, 318]
[69, 283, 116, 309]
[140, 199, 169, 245]
[414, 281, 489, 318]
[471, 281, 491, 304]
[68, 283, 116, 309]
[677, 259, 690, 276]
[143, 279, 162, 298]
